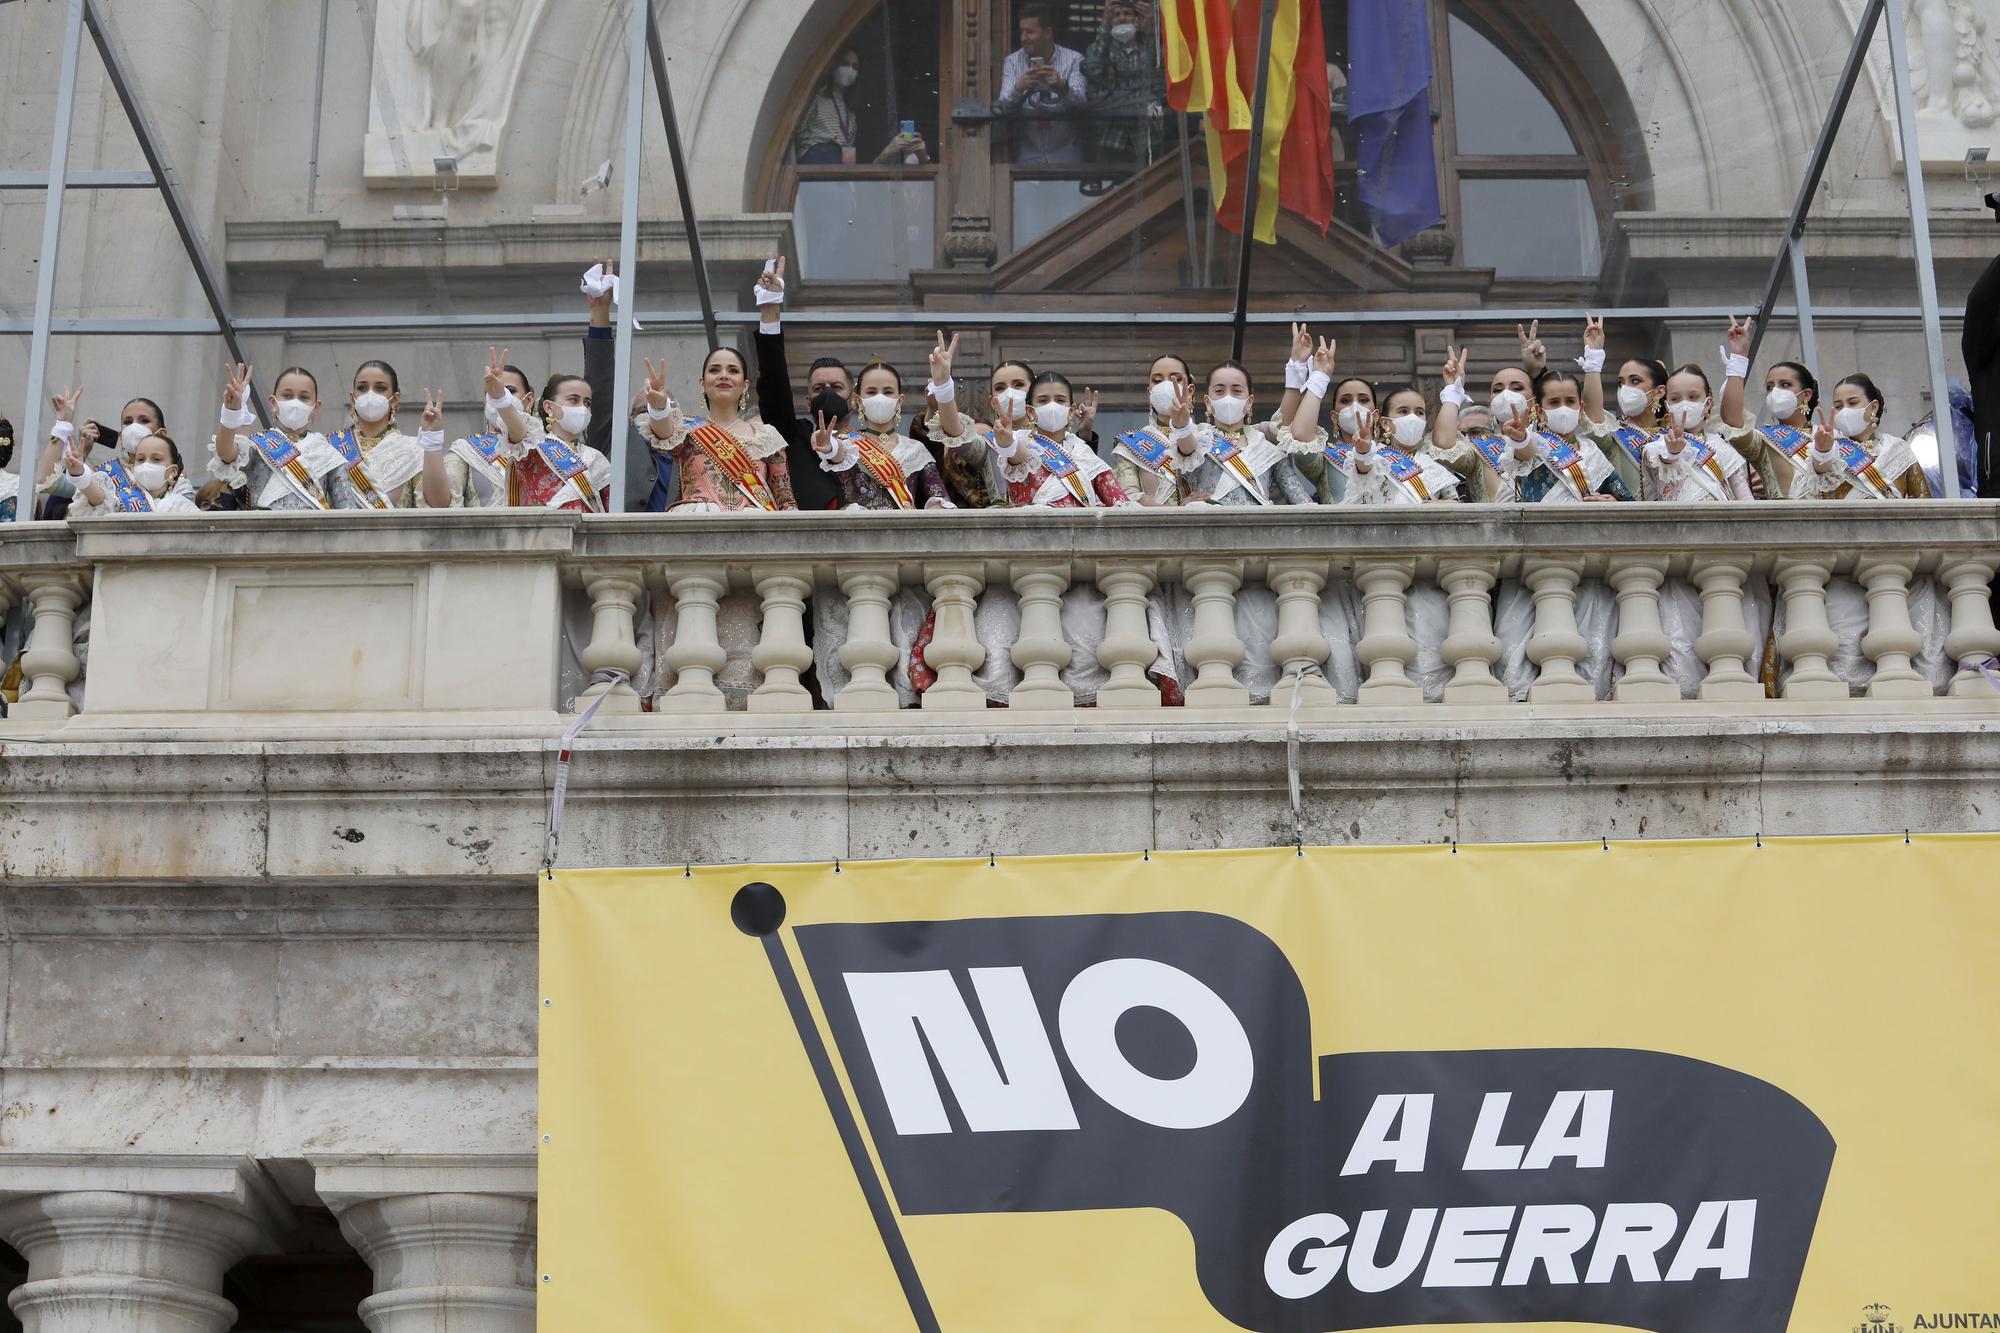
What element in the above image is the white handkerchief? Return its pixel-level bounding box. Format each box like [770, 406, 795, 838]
[581, 264, 619, 300]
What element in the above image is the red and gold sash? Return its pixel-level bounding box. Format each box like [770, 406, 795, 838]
[688, 421, 777, 511]
[850, 432, 915, 509]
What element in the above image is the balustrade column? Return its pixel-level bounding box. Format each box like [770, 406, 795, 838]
[573, 566, 644, 713]
[336, 1194, 537, 1333]
[832, 563, 901, 712]
[1607, 556, 1676, 702]
[1095, 561, 1162, 709]
[1008, 561, 1074, 709]
[1353, 557, 1421, 703]
[1939, 554, 2000, 698]
[1521, 556, 1592, 703]
[657, 563, 730, 713]
[1854, 552, 1930, 699]
[1181, 559, 1250, 707]
[1689, 557, 1761, 701]
[920, 561, 987, 710]
[1267, 557, 1336, 710]
[1773, 556, 1846, 700]
[13, 573, 85, 722]
[1436, 556, 1506, 704]
[747, 565, 815, 713]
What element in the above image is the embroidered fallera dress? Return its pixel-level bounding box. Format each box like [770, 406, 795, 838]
[647, 407, 796, 511]
[818, 429, 953, 509]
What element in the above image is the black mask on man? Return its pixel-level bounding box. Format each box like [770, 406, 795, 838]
[809, 386, 850, 423]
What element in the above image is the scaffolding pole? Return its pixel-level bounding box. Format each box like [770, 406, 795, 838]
[610, 0, 649, 511]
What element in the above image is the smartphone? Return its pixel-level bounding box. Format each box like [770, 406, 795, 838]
[1029, 54, 1048, 67]
[899, 119, 917, 140]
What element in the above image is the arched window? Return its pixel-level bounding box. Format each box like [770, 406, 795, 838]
[1442, 9, 1600, 277]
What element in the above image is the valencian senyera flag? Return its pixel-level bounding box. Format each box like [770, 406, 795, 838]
[1163, 0, 1337, 243]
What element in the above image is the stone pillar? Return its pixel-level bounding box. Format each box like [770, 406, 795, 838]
[832, 564, 902, 712]
[1773, 556, 1846, 700]
[1180, 559, 1249, 707]
[1007, 561, 1074, 709]
[0, 1158, 286, 1333]
[1353, 557, 1421, 703]
[574, 566, 644, 713]
[1436, 556, 1506, 704]
[13, 573, 86, 722]
[1521, 556, 1591, 703]
[317, 1158, 536, 1333]
[1607, 556, 1677, 702]
[1094, 562, 1162, 709]
[1939, 554, 2000, 699]
[1266, 558, 1336, 711]
[1690, 557, 1761, 701]
[657, 563, 730, 713]
[1854, 552, 1930, 699]
[919, 561, 988, 710]
[747, 565, 815, 713]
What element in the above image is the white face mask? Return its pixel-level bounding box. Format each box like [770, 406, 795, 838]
[1111, 21, 1138, 42]
[1390, 413, 1428, 448]
[1335, 403, 1372, 436]
[118, 421, 151, 456]
[1616, 384, 1652, 419]
[1543, 404, 1581, 436]
[1148, 379, 1179, 416]
[1208, 393, 1248, 426]
[1032, 400, 1072, 434]
[861, 393, 901, 426]
[275, 398, 314, 432]
[353, 390, 392, 424]
[1490, 388, 1529, 423]
[1834, 404, 1871, 437]
[832, 65, 859, 88]
[557, 403, 591, 436]
[1765, 387, 1800, 422]
[995, 387, 1028, 420]
[1667, 399, 1706, 430]
[131, 461, 170, 495]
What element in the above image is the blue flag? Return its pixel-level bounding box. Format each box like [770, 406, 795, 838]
[1346, 0, 1443, 248]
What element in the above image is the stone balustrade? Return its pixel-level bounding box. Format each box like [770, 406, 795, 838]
[5, 505, 1998, 729]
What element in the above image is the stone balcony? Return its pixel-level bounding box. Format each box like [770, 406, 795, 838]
[4, 505, 1998, 878]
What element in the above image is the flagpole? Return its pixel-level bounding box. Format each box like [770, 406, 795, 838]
[1229, 0, 1283, 361]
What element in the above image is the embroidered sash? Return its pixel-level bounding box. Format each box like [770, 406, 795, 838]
[100, 458, 153, 513]
[1622, 425, 1729, 496]
[1113, 427, 1176, 478]
[248, 431, 330, 510]
[1535, 431, 1593, 499]
[459, 431, 510, 488]
[1834, 439, 1895, 498]
[1610, 425, 1651, 473]
[849, 432, 915, 509]
[1322, 437, 1429, 502]
[682, 419, 770, 512]
[1207, 431, 1269, 504]
[326, 429, 393, 510]
[1759, 423, 1810, 459]
[537, 432, 607, 512]
[1465, 432, 1514, 477]
[1028, 431, 1091, 504]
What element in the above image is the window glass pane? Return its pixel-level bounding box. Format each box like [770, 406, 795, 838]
[1448, 14, 1576, 155]
[1459, 177, 1599, 276]
[794, 180, 935, 280]
[1012, 179, 1096, 249]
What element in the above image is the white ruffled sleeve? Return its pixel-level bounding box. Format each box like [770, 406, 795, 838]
[207, 431, 249, 488]
[922, 408, 983, 452]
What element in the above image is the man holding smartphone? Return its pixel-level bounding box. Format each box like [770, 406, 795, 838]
[997, 3, 1089, 164]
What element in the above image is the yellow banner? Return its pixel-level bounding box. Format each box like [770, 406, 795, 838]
[539, 837, 2000, 1331]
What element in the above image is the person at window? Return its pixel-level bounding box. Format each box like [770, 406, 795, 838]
[1629, 364, 1757, 503]
[1422, 348, 1487, 499]
[808, 339, 959, 510]
[1081, 0, 1167, 161]
[1286, 351, 1381, 505]
[1287, 342, 1453, 505]
[794, 50, 932, 166]
[997, 4, 1089, 164]
[1722, 355, 1820, 501]
[446, 348, 613, 511]
[1111, 353, 1194, 504]
[640, 349, 798, 512]
[1578, 324, 1671, 500]
[35, 393, 189, 514]
[1461, 366, 1630, 503]
[977, 365, 1131, 507]
[58, 428, 199, 516]
[211, 364, 356, 510]
[1168, 358, 1317, 506]
[752, 258, 845, 511]
[1793, 373, 1929, 500]
[422, 353, 536, 509]
[333, 359, 429, 508]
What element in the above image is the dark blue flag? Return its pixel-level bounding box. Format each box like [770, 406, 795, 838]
[1347, 0, 1443, 248]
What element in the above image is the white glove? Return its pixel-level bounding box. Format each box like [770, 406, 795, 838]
[752, 259, 784, 309]
[646, 395, 676, 421]
[419, 427, 446, 455]
[1575, 348, 1605, 373]
[484, 390, 519, 414]
[1303, 370, 1330, 398]
[926, 378, 955, 404]
[1439, 379, 1470, 408]
[220, 403, 257, 430]
[1720, 347, 1750, 380]
[1284, 358, 1311, 391]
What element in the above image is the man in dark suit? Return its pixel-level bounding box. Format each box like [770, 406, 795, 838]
[578, 260, 667, 509]
[1964, 202, 2000, 498]
[753, 258, 845, 511]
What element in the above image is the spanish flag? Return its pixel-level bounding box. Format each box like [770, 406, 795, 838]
[1163, 0, 1336, 243]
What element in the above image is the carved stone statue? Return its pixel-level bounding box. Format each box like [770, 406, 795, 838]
[1911, 0, 2000, 128]
[364, 0, 549, 187]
